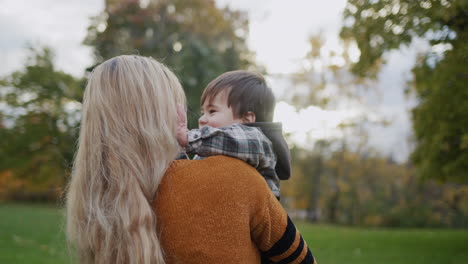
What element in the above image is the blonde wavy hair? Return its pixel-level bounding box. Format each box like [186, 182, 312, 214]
[66, 55, 185, 264]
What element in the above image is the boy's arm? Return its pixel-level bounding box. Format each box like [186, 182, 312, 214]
[185, 124, 277, 174]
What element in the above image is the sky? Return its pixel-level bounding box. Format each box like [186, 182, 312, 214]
[0, 0, 422, 162]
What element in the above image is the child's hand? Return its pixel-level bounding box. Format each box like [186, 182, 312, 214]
[176, 104, 189, 148]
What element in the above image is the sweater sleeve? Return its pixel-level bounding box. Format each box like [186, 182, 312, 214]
[250, 183, 315, 264]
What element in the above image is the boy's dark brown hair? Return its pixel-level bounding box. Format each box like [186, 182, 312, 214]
[201, 70, 276, 122]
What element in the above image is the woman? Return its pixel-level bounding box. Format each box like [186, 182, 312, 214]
[66, 55, 315, 264]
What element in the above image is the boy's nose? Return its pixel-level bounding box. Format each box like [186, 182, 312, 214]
[198, 115, 207, 127]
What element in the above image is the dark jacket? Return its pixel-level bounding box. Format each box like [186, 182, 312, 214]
[245, 122, 291, 181]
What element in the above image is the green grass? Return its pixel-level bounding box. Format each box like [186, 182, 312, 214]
[1, 203, 467, 264]
[0, 203, 70, 264]
[296, 222, 468, 264]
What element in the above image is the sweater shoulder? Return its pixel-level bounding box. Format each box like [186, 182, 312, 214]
[167, 156, 267, 186]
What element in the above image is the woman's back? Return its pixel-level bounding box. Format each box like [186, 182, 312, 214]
[154, 156, 313, 263]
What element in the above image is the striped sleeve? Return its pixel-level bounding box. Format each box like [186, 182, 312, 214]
[250, 181, 315, 264]
[261, 216, 315, 264]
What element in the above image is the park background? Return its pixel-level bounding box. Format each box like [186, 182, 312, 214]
[0, 0, 467, 263]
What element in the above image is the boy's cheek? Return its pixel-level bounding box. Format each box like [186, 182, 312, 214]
[203, 117, 216, 128]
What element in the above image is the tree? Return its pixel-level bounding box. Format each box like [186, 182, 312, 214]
[85, 0, 256, 126]
[279, 33, 384, 222]
[0, 47, 82, 200]
[282, 141, 330, 222]
[340, 0, 468, 182]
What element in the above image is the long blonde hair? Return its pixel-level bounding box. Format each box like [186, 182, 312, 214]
[66, 55, 185, 264]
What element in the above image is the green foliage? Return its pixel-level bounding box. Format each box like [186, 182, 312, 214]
[340, 0, 468, 182]
[411, 42, 468, 182]
[84, 0, 255, 126]
[0, 47, 83, 201]
[340, 0, 465, 77]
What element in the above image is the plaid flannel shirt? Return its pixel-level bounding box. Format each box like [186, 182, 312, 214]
[185, 124, 280, 198]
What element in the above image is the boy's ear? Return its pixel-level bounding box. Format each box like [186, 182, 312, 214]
[243, 111, 256, 123]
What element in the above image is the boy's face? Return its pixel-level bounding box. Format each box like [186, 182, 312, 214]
[199, 91, 244, 128]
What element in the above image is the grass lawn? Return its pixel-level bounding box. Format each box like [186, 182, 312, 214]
[296, 222, 468, 264]
[0, 203, 70, 264]
[1, 203, 467, 264]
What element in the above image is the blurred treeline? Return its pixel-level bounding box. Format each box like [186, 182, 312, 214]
[1, 0, 467, 228]
[282, 143, 468, 228]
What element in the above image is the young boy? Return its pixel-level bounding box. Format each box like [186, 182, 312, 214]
[177, 70, 291, 199]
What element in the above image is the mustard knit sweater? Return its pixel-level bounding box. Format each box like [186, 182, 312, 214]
[153, 156, 315, 263]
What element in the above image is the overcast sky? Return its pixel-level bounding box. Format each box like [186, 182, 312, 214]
[0, 0, 423, 162]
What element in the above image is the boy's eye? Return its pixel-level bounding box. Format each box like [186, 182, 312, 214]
[209, 110, 216, 114]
